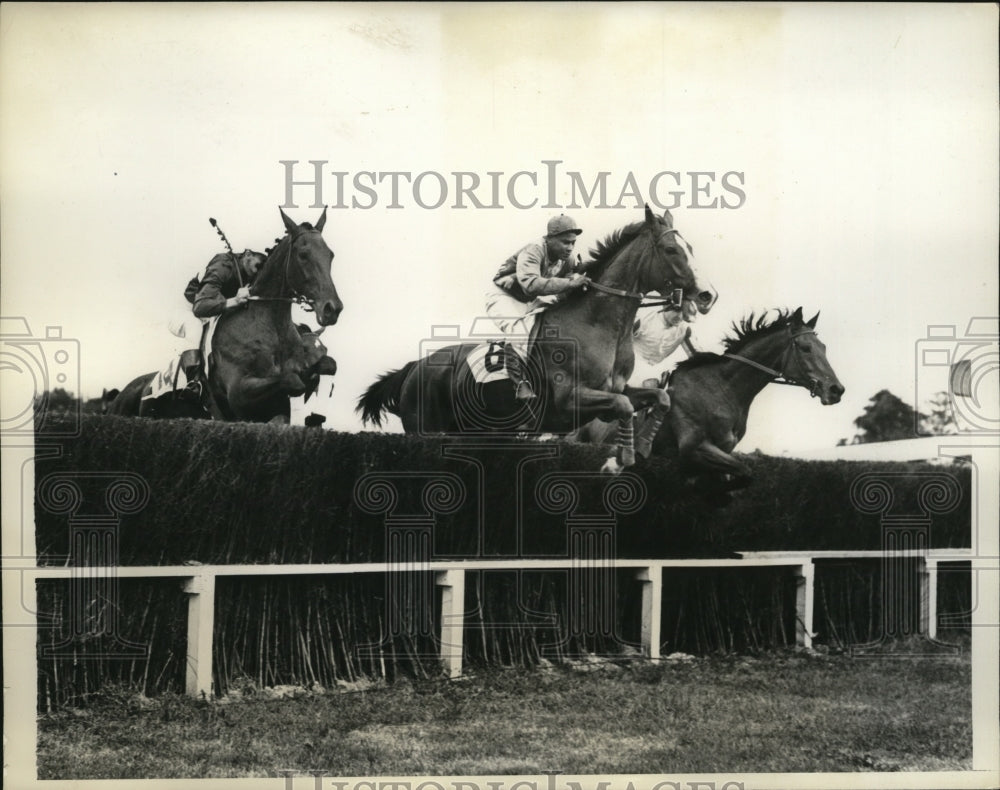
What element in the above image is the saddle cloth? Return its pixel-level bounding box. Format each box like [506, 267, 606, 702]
[142, 317, 219, 401]
[466, 340, 519, 384]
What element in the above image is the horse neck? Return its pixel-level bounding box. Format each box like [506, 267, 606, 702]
[594, 233, 652, 295]
[581, 235, 654, 331]
[252, 238, 291, 298]
[722, 330, 789, 399]
[244, 240, 296, 331]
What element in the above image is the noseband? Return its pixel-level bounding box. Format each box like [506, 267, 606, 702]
[724, 328, 823, 396]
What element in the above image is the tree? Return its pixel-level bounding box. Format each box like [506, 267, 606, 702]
[919, 390, 958, 436]
[36, 387, 79, 413]
[842, 389, 926, 445]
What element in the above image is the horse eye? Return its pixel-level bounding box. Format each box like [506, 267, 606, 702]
[797, 342, 812, 353]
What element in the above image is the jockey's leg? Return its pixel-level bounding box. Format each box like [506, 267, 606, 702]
[504, 340, 535, 401]
[485, 291, 537, 401]
[170, 311, 209, 401]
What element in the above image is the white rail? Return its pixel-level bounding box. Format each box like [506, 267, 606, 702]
[27, 549, 971, 697]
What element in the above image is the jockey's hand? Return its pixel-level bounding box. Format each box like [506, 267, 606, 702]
[224, 287, 252, 311]
[568, 273, 590, 290]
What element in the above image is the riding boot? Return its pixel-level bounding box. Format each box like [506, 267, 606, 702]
[504, 344, 536, 401]
[635, 403, 668, 458]
[179, 348, 203, 400]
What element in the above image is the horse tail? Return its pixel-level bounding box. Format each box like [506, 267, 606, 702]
[356, 361, 417, 428]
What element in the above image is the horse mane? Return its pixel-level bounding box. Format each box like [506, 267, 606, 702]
[263, 223, 316, 256]
[673, 309, 799, 372]
[582, 221, 646, 280]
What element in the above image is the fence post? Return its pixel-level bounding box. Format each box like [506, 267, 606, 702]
[181, 573, 215, 698]
[793, 562, 815, 649]
[635, 566, 662, 659]
[920, 557, 939, 639]
[436, 569, 465, 678]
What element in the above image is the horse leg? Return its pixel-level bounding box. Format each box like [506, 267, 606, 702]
[621, 385, 670, 458]
[227, 373, 305, 420]
[570, 388, 636, 472]
[683, 440, 753, 489]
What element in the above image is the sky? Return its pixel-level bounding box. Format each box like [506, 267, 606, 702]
[1, 2, 997, 456]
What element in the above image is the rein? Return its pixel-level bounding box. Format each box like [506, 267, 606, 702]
[723, 328, 819, 394]
[583, 227, 692, 309]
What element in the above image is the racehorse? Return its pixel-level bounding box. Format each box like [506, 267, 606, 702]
[568, 307, 845, 486]
[358, 206, 717, 467]
[107, 208, 342, 423]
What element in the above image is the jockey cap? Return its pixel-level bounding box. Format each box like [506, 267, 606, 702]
[546, 214, 583, 237]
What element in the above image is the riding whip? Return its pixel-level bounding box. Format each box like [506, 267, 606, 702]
[209, 217, 244, 289]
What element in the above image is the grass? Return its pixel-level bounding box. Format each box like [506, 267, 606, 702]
[38, 648, 971, 779]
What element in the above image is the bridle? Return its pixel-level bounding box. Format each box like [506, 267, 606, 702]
[246, 228, 327, 313]
[582, 227, 695, 311]
[724, 327, 822, 396]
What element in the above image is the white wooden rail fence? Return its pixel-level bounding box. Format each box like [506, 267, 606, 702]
[30, 549, 971, 698]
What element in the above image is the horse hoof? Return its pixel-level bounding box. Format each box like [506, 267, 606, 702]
[621, 447, 636, 467]
[601, 457, 624, 475]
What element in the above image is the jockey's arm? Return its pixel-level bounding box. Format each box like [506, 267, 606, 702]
[682, 325, 700, 356]
[192, 285, 227, 318]
[192, 261, 250, 318]
[516, 244, 587, 297]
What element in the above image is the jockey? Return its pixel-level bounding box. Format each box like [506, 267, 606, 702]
[633, 297, 700, 366]
[190, 249, 266, 318]
[178, 249, 266, 397]
[484, 214, 590, 400]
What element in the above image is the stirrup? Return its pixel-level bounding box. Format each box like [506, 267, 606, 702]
[181, 379, 203, 401]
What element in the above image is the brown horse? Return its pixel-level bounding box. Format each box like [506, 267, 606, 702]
[358, 206, 716, 466]
[569, 308, 845, 485]
[108, 208, 342, 423]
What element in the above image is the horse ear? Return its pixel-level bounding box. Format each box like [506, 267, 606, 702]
[315, 206, 328, 232]
[807, 311, 820, 328]
[791, 307, 804, 324]
[662, 208, 674, 228]
[644, 203, 656, 225]
[279, 207, 298, 235]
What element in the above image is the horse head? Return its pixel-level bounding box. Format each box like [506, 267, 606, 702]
[642, 206, 716, 313]
[255, 208, 343, 326]
[782, 308, 845, 405]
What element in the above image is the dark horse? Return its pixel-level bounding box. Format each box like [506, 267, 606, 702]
[358, 206, 717, 467]
[108, 208, 342, 423]
[568, 307, 845, 485]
